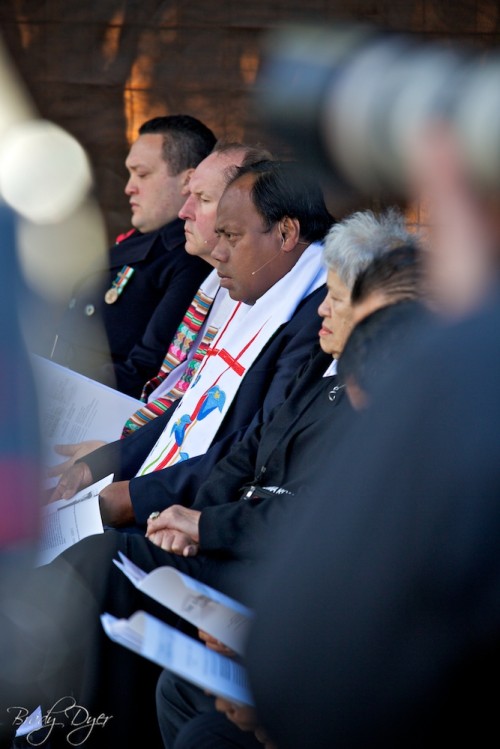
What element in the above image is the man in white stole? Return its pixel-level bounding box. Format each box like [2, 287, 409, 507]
[138, 240, 325, 473]
[112, 159, 330, 522]
[137, 161, 328, 474]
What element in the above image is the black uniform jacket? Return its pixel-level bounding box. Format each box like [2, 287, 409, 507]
[52, 218, 210, 396]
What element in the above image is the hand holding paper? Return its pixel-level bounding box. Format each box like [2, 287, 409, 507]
[49, 461, 94, 501]
[199, 629, 236, 657]
[46, 440, 106, 477]
[37, 474, 113, 565]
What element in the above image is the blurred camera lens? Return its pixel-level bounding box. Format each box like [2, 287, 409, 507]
[256, 24, 500, 195]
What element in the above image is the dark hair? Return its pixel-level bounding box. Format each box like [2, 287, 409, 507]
[227, 160, 334, 242]
[351, 242, 423, 306]
[139, 115, 216, 174]
[337, 300, 425, 395]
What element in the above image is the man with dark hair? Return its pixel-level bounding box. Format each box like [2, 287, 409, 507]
[138, 115, 217, 175]
[211, 159, 333, 304]
[228, 159, 334, 243]
[340, 243, 426, 409]
[51, 115, 215, 395]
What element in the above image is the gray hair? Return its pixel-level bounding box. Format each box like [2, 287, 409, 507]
[322, 208, 415, 289]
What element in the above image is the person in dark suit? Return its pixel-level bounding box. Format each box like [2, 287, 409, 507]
[51, 115, 215, 396]
[244, 126, 500, 749]
[244, 293, 500, 748]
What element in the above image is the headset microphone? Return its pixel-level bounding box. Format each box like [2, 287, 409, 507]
[251, 236, 285, 276]
[251, 253, 281, 276]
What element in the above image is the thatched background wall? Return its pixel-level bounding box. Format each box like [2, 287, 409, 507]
[2, 0, 499, 241]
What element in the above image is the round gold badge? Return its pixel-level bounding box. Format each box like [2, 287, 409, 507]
[104, 288, 119, 304]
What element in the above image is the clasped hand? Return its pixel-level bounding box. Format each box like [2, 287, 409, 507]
[146, 505, 201, 557]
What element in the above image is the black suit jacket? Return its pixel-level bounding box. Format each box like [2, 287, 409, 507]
[83, 286, 328, 525]
[195, 347, 350, 559]
[52, 218, 210, 396]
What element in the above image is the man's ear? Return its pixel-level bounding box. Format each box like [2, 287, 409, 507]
[181, 168, 195, 189]
[280, 216, 301, 252]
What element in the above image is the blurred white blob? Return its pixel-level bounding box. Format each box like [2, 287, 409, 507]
[0, 120, 93, 224]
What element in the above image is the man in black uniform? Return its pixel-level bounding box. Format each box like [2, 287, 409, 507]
[51, 115, 215, 396]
